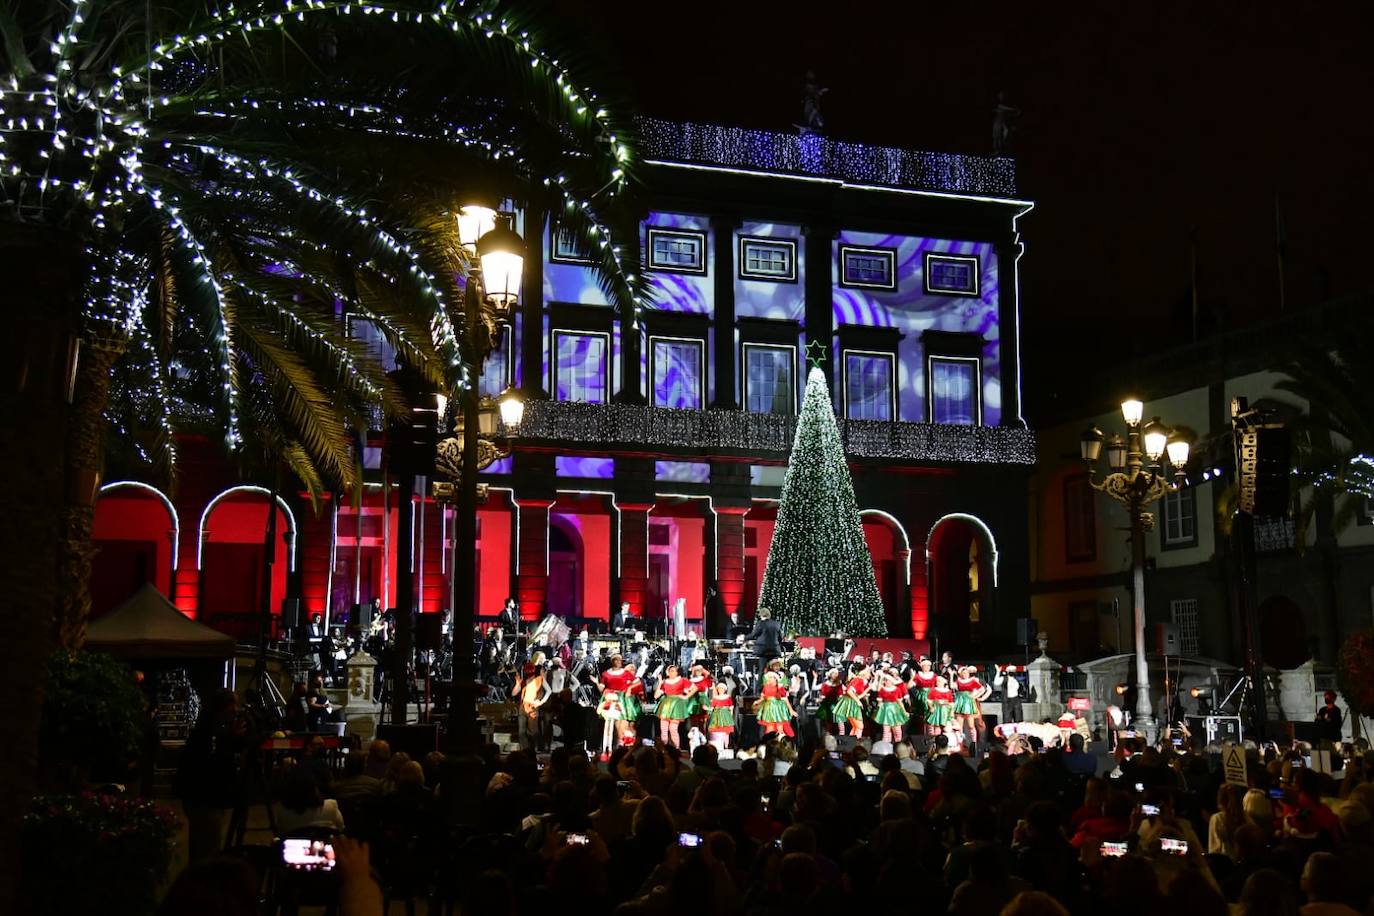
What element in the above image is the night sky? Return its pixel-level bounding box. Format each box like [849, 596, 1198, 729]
[545, 1, 1373, 421]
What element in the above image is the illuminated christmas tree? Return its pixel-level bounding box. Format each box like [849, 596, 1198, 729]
[759, 366, 888, 636]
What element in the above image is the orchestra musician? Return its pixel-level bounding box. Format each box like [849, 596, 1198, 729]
[499, 597, 520, 634]
[726, 612, 750, 640]
[612, 601, 634, 632]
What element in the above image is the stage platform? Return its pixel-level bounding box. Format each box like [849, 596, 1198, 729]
[795, 636, 930, 661]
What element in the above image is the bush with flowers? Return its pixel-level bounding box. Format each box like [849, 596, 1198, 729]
[22, 792, 178, 916]
[1337, 629, 1374, 719]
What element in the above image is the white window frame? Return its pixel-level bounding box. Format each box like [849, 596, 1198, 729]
[1161, 487, 1198, 548]
[646, 227, 707, 275]
[926, 355, 982, 426]
[477, 324, 513, 398]
[739, 236, 797, 282]
[550, 218, 596, 265]
[741, 342, 798, 415]
[1170, 598, 1200, 657]
[924, 252, 981, 297]
[551, 329, 611, 404]
[839, 244, 897, 291]
[648, 335, 705, 410]
[841, 349, 896, 421]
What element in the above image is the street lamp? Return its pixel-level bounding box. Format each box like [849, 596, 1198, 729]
[433, 207, 525, 750]
[1080, 397, 1190, 741]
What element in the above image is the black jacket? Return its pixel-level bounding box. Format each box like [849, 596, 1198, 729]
[747, 618, 783, 655]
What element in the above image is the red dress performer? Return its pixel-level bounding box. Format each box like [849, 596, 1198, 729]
[755, 660, 797, 738]
[817, 669, 845, 734]
[707, 682, 736, 752]
[598, 656, 640, 758]
[688, 664, 714, 733]
[655, 666, 692, 752]
[832, 667, 870, 738]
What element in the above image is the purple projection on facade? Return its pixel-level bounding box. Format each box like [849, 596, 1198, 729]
[832, 230, 1000, 426]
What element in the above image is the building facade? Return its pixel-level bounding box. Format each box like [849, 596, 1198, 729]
[1029, 296, 1374, 670]
[92, 120, 1037, 651]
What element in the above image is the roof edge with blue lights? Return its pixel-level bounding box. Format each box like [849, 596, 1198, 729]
[636, 116, 1020, 201]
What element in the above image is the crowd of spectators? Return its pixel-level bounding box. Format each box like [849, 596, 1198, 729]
[165, 716, 1374, 916]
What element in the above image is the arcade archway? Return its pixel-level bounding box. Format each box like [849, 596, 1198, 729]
[198, 487, 296, 636]
[860, 510, 911, 637]
[926, 513, 998, 653]
[92, 482, 179, 619]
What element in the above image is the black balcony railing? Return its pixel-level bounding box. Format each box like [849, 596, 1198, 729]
[637, 117, 1019, 199]
[507, 401, 1035, 466]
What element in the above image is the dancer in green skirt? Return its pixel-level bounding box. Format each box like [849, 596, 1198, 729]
[706, 681, 735, 752]
[873, 669, 911, 744]
[755, 659, 797, 738]
[655, 664, 692, 752]
[926, 675, 954, 737]
[832, 664, 871, 737]
[817, 668, 845, 734]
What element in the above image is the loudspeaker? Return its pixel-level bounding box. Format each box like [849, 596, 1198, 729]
[1016, 618, 1039, 646]
[1154, 622, 1180, 656]
[835, 735, 860, 753]
[355, 602, 370, 633]
[281, 598, 303, 630]
[1236, 426, 1290, 517]
[416, 613, 443, 651]
[377, 723, 439, 758]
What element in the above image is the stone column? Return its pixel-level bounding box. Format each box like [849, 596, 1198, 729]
[618, 503, 653, 617]
[715, 507, 749, 618]
[1024, 636, 1062, 723]
[515, 500, 553, 619]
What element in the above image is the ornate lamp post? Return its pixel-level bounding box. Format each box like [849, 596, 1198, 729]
[434, 203, 525, 750]
[1080, 399, 1190, 740]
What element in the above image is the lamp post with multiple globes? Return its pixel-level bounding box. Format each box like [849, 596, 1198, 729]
[436, 203, 527, 748]
[1080, 398, 1191, 741]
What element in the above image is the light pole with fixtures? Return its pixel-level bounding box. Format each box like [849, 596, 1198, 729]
[437, 203, 526, 750]
[1080, 399, 1190, 740]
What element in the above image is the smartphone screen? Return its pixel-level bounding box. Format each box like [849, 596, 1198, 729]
[677, 832, 703, 848]
[1171, 737, 1183, 747]
[643, 739, 655, 747]
[1160, 837, 1188, 856]
[1101, 841, 1128, 858]
[282, 838, 336, 871]
[566, 833, 590, 846]
[1141, 804, 1160, 816]
[1269, 788, 1285, 799]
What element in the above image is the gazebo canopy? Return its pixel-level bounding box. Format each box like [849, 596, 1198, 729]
[85, 583, 235, 659]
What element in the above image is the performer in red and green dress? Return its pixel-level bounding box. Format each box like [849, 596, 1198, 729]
[911, 659, 938, 734]
[755, 659, 797, 738]
[655, 665, 692, 752]
[598, 655, 640, 759]
[687, 663, 714, 733]
[873, 669, 911, 745]
[832, 665, 870, 737]
[707, 681, 735, 752]
[926, 676, 955, 737]
[816, 668, 845, 734]
[953, 666, 991, 753]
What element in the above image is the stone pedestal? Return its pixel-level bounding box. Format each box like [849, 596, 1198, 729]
[1022, 642, 1062, 723]
[342, 651, 381, 742]
[1278, 659, 1343, 735]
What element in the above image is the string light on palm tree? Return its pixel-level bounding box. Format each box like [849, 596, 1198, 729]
[1080, 399, 1191, 741]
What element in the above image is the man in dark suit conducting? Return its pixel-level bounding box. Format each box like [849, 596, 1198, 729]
[746, 607, 783, 663]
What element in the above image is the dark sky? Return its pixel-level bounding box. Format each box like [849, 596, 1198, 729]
[546, 1, 1373, 421]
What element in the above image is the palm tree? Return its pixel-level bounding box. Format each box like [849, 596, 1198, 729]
[1274, 314, 1374, 539]
[1, 1, 646, 905]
